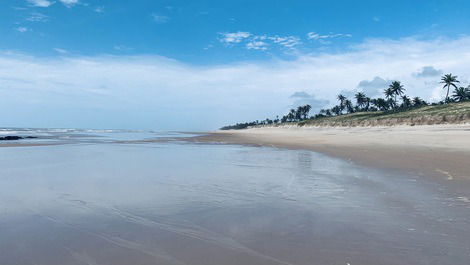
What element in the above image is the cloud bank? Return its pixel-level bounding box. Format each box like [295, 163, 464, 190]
[1, 36, 470, 130]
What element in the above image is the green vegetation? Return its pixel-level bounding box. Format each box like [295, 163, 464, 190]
[221, 74, 470, 130]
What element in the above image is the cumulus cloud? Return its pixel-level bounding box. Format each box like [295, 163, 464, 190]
[59, 0, 79, 7]
[357, 76, 391, 97]
[1, 36, 470, 130]
[27, 0, 80, 7]
[27, 0, 53, 7]
[289, 91, 329, 112]
[413, 66, 443, 78]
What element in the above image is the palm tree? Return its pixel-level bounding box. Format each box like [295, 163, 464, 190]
[288, 109, 296, 122]
[303, 104, 312, 119]
[354, 92, 367, 110]
[384, 87, 395, 109]
[440, 74, 459, 103]
[365, 97, 371, 111]
[373, 98, 389, 111]
[452, 86, 470, 102]
[295, 106, 303, 121]
[412, 97, 426, 107]
[337, 94, 346, 114]
[331, 105, 342, 116]
[401, 95, 411, 109]
[344, 99, 354, 113]
[389, 81, 405, 102]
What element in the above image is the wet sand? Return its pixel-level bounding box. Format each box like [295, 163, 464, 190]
[188, 124, 470, 181]
[1, 130, 470, 265]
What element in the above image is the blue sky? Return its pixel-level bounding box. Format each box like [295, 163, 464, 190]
[1, 0, 470, 130]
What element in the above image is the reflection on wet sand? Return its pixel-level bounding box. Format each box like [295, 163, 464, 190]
[1, 138, 469, 265]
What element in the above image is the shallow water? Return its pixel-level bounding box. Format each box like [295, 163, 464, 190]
[0, 131, 469, 265]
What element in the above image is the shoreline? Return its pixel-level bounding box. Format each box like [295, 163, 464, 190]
[187, 124, 470, 181]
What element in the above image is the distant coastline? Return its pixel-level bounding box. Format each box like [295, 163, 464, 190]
[222, 74, 470, 130]
[252, 101, 469, 128]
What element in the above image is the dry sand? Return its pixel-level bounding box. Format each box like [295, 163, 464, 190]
[189, 124, 470, 181]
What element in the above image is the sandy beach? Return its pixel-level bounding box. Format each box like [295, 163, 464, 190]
[189, 124, 470, 181]
[2, 129, 470, 265]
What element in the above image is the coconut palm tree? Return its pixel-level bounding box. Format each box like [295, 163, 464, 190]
[452, 86, 470, 102]
[331, 105, 342, 116]
[303, 104, 312, 119]
[401, 95, 412, 109]
[337, 94, 346, 114]
[384, 87, 395, 109]
[365, 97, 371, 111]
[372, 98, 389, 111]
[440, 74, 460, 103]
[344, 99, 354, 113]
[412, 97, 426, 107]
[389, 81, 405, 102]
[287, 109, 296, 121]
[354, 92, 367, 110]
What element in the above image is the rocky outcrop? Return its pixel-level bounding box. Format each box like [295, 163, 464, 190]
[0, 136, 37, 141]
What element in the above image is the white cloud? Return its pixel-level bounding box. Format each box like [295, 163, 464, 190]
[246, 41, 268, 51]
[220, 32, 301, 51]
[219, 32, 251, 44]
[307, 32, 352, 40]
[269, 36, 301, 48]
[26, 12, 49, 22]
[152, 14, 169, 24]
[59, 0, 79, 7]
[289, 91, 329, 111]
[357, 76, 392, 96]
[413, 66, 443, 78]
[113, 45, 133, 51]
[53, 48, 68, 54]
[16, 27, 29, 33]
[94, 6, 104, 13]
[26, 0, 80, 7]
[27, 0, 53, 7]
[1, 36, 470, 130]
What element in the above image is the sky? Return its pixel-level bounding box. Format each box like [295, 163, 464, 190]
[1, 0, 470, 130]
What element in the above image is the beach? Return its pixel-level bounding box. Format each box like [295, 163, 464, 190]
[1, 128, 470, 265]
[190, 124, 470, 182]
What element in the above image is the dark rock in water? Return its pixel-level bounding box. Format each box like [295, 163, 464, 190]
[0, 136, 23, 141]
[0, 136, 38, 141]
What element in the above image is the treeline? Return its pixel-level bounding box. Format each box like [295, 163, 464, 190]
[221, 74, 470, 130]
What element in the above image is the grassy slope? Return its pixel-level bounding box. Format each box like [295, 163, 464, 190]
[296, 101, 470, 127]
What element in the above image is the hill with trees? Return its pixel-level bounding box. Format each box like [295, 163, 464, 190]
[221, 74, 470, 130]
